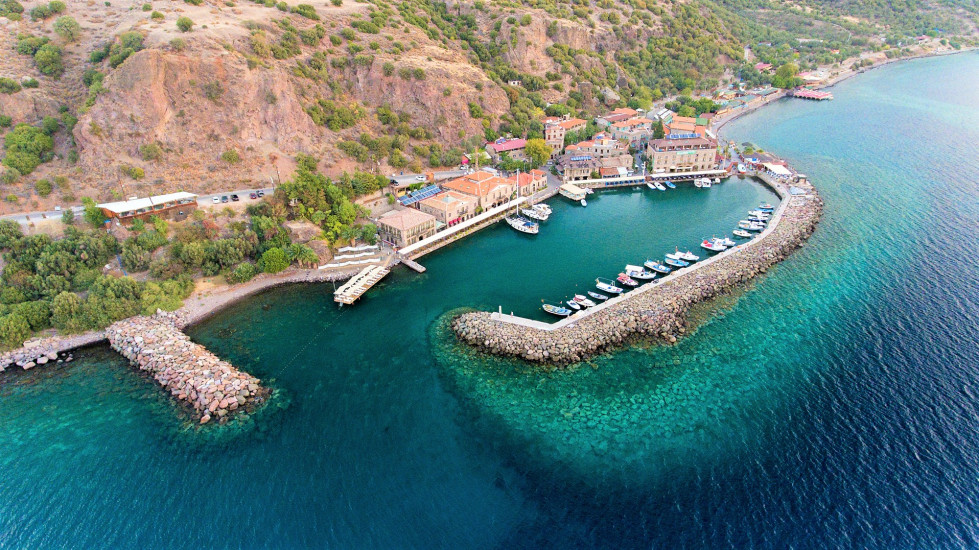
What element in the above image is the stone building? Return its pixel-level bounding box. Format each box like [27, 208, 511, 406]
[418, 191, 478, 226]
[514, 170, 548, 197]
[377, 208, 438, 248]
[441, 171, 516, 210]
[646, 136, 718, 173]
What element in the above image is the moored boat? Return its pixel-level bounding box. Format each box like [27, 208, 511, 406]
[664, 257, 689, 268]
[733, 229, 752, 238]
[617, 273, 639, 286]
[520, 207, 548, 221]
[580, 199, 587, 207]
[566, 300, 581, 310]
[505, 215, 539, 234]
[585, 187, 594, 194]
[713, 236, 736, 247]
[737, 164, 747, 174]
[701, 239, 727, 252]
[543, 303, 572, 316]
[534, 203, 553, 215]
[654, 182, 666, 191]
[702, 178, 712, 188]
[647, 182, 657, 190]
[596, 278, 623, 294]
[644, 260, 672, 274]
[674, 248, 699, 262]
[713, 177, 721, 184]
[588, 291, 609, 301]
[664, 180, 676, 189]
[573, 294, 597, 308]
[758, 203, 774, 210]
[624, 265, 656, 279]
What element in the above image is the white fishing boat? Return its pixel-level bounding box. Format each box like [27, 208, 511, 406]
[588, 291, 609, 301]
[617, 273, 639, 287]
[580, 199, 587, 207]
[738, 221, 765, 232]
[713, 178, 721, 184]
[596, 278, 623, 294]
[655, 182, 666, 191]
[701, 239, 727, 252]
[644, 260, 671, 274]
[713, 236, 737, 247]
[747, 210, 769, 217]
[702, 178, 712, 188]
[573, 294, 597, 308]
[585, 188, 594, 194]
[520, 207, 548, 221]
[758, 203, 775, 210]
[737, 164, 747, 174]
[673, 248, 700, 262]
[665, 251, 689, 262]
[533, 203, 552, 216]
[505, 215, 539, 234]
[624, 265, 656, 279]
[543, 303, 572, 316]
[565, 300, 581, 310]
[733, 229, 752, 238]
[647, 182, 658, 190]
[694, 179, 704, 188]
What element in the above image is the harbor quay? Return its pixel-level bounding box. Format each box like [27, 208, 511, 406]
[106, 311, 269, 424]
[451, 173, 823, 365]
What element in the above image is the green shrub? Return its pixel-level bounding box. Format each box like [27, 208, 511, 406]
[35, 179, 53, 196]
[53, 15, 81, 42]
[340, 28, 356, 40]
[170, 37, 187, 51]
[22, 78, 38, 88]
[141, 2, 151, 10]
[0, 78, 21, 94]
[331, 0, 341, 5]
[291, 3, 318, 19]
[176, 16, 194, 32]
[183, 0, 202, 4]
[41, 116, 60, 135]
[34, 44, 65, 77]
[120, 165, 145, 180]
[139, 143, 162, 161]
[202, 80, 224, 100]
[0, 313, 31, 348]
[48, 1, 65, 13]
[221, 149, 241, 163]
[382, 62, 394, 76]
[3, 124, 54, 176]
[0, 115, 12, 128]
[259, 247, 289, 273]
[226, 262, 257, 284]
[151, 10, 163, 20]
[329, 34, 342, 46]
[29, 5, 50, 20]
[17, 36, 49, 56]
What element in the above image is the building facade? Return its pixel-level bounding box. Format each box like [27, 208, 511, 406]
[556, 155, 602, 182]
[646, 137, 717, 173]
[418, 191, 478, 226]
[543, 116, 587, 155]
[98, 192, 198, 225]
[441, 171, 516, 210]
[377, 208, 438, 248]
[514, 170, 548, 196]
[485, 138, 528, 163]
[564, 136, 627, 159]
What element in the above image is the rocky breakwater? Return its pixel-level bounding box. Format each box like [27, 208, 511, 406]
[106, 312, 269, 424]
[453, 185, 823, 365]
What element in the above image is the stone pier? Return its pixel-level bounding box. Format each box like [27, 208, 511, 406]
[106, 312, 269, 424]
[452, 177, 823, 365]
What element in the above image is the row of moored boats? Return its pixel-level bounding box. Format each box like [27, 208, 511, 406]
[504, 203, 552, 235]
[541, 202, 776, 317]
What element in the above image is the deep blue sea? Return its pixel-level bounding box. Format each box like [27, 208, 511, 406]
[1, 52, 978, 548]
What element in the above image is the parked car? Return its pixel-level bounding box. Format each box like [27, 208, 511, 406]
[212, 196, 220, 204]
[257, 190, 265, 197]
[231, 194, 240, 202]
[414, 175, 425, 181]
[249, 192, 258, 199]
[220, 196, 229, 203]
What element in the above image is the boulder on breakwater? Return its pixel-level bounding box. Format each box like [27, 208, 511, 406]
[452, 184, 823, 366]
[106, 311, 269, 424]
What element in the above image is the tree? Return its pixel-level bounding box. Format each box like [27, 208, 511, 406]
[34, 43, 64, 76]
[653, 120, 665, 140]
[81, 197, 106, 227]
[0, 313, 31, 348]
[176, 16, 194, 32]
[0, 219, 24, 249]
[524, 138, 552, 167]
[772, 63, 802, 89]
[53, 15, 80, 42]
[61, 209, 74, 225]
[259, 247, 289, 273]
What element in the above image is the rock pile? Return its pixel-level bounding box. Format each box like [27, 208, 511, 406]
[106, 311, 269, 424]
[453, 186, 823, 366]
[0, 335, 93, 372]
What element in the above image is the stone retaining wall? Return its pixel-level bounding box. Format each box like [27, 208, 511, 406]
[452, 182, 823, 365]
[106, 312, 269, 424]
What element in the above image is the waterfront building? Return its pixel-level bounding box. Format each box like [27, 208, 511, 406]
[556, 155, 602, 182]
[418, 191, 478, 226]
[377, 208, 438, 248]
[646, 136, 718, 173]
[485, 138, 528, 163]
[441, 170, 516, 210]
[514, 170, 548, 197]
[595, 108, 638, 128]
[564, 136, 627, 159]
[543, 115, 587, 155]
[98, 192, 198, 225]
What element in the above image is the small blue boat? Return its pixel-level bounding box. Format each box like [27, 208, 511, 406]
[664, 180, 676, 189]
[664, 257, 689, 268]
[644, 260, 671, 274]
[543, 303, 573, 316]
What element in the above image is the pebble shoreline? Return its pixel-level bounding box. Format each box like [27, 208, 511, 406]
[106, 311, 269, 424]
[452, 178, 823, 365]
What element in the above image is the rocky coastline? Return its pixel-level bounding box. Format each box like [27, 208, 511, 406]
[105, 311, 269, 424]
[452, 177, 823, 365]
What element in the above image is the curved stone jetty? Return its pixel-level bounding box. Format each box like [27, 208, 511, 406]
[452, 178, 823, 365]
[106, 312, 269, 424]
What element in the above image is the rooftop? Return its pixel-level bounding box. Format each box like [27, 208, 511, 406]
[486, 138, 527, 152]
[99, 192, 198, 215]
[379, 208, 437, 231]
[442, 171, 515, 197]
[419, 190, 476, 210]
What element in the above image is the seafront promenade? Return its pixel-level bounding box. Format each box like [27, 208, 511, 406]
[452, 171, 823, 364]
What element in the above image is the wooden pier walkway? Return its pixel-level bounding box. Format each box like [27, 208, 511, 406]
[400, 257, 426, 273]
[333, 264, 391, 305]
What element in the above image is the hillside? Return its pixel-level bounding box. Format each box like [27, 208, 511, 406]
[0, 0, 975, 213]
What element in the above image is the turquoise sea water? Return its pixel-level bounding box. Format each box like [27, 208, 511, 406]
[2, 52, 978, 548]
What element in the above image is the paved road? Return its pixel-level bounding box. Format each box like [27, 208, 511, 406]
[0, 186, 278, 225]
[389, 169, 469, 186]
